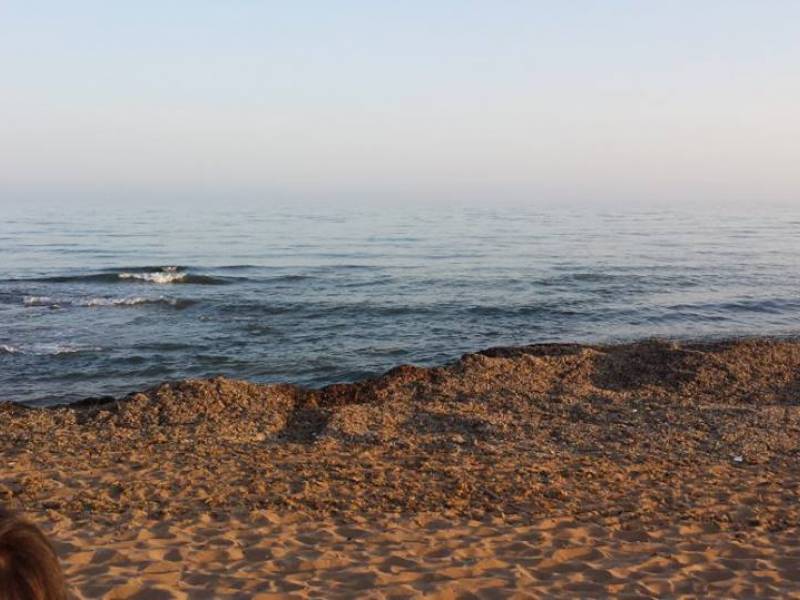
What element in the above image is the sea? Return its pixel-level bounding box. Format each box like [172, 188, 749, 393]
[2, 201, 799, 406]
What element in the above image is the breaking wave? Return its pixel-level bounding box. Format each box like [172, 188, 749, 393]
[9, 266, 234, 286]
[118, 269, 187, 284]
[0, 343, 100, 356]
[23, 295, 195, 309]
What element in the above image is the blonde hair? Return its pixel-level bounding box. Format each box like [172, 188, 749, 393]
[0, 507, 67, 600]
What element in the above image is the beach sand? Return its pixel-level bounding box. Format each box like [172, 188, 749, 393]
[3, 339, 800, 598]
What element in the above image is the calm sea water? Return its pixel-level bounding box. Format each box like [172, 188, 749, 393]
[2, 202, 799, 406]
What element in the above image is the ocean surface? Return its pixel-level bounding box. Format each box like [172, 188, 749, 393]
[2, 202, 799, 406]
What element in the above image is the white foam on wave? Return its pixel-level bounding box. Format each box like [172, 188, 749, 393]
[118, 268, 187, 284]
[0, 343, 99, 356]
[24, 296, 58, 306]
[81, 296, 190, 308]
[24, 295, 189, 308]
[38, 343, 93, 355]
[78, 296, 156, 307]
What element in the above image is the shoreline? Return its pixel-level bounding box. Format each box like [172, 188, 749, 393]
[4, 338, 800, 597]
[10, 333, 800, 410]
[15, 334, 800, 410]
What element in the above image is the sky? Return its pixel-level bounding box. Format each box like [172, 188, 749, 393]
[1, 1, 799, 206]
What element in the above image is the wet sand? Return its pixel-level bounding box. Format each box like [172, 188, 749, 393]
[3, 339, 800, 598]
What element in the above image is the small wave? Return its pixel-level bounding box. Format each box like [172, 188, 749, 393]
[24, 295, 195, 309]
[77, 296, 196, 309]
[42, 344, 95, 355]
[9, 266, 235, 286]
[23, 296, 58, 307]
[0, 343, 100, 356]
[118, 270, 187, 284]
[116, 270, 230, 285]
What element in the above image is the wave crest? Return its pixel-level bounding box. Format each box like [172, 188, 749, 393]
[0, 343, 99, 356]
[118, 270, 188, 284]
[23, 296, 58, 307]
[24, 295, 195, 309]
[7, 266, 234, 286]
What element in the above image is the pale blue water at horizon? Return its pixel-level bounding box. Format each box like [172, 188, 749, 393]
[1, 202, 799, 406]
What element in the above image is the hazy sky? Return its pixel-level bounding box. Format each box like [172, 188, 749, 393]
[1, 2, 799, 206]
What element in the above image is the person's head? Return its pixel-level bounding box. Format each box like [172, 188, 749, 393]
[0, 507, 66, 600]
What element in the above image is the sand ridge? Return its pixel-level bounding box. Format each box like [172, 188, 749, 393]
[3, 339, 800, 597]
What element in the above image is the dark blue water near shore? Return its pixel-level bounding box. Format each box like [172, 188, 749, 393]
[2, 202, 799, 406]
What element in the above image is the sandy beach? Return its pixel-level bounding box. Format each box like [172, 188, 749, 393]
[3, 339, 800, 598]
